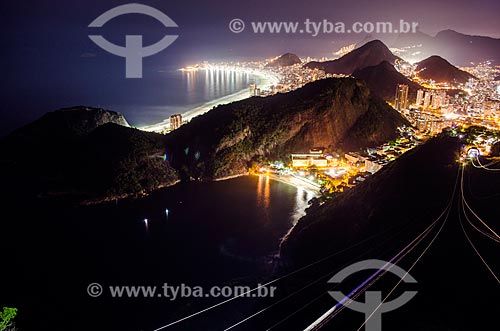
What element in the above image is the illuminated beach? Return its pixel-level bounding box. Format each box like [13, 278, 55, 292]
[139, 67, 280, 132]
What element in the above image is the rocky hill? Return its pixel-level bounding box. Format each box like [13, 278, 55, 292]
[266, 53, 302, 67]
[276, 129, 499, 330]
[165, 77, 408, 180]
[280, 133, 461, 264]
[0, 107, 177, 202]
[353, 61, 422, 103]
[304, 40, 400, 74]
[1, 78, 410, 201]
[416, 55, 475, 83]
[9, 106, 130, 139]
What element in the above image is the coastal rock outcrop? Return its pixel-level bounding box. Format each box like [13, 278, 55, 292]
[165, 77, 409, 180]
[0, 107, 177, 202]
[9, 106, 130, 139]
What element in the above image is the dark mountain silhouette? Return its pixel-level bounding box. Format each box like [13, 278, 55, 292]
[392, 29, 500, 66]
[416, 55, 475, 83]
[492, 141, 500, 156]
[1, 78, 409, 200]
[305, 40, 400, 74]
[166, 77, 409, 180]
[0, 108, 177, 202]
[266, 53, 301, 67]
[354, 34, 377, 48]
[281, 133, 460, 263]
[9, 106, 130, 140]
[353, 61, 422, 103]
[277, 129, 499, 330]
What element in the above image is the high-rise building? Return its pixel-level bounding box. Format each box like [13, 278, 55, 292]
[249, 83, 257, 96]
[416, 89, 424, 106]
[431, 90, 447, 109]
[432, 94, 442, 109]
[394, 84, 409, 111]
[170, 114, 183, 131]
[423, 92, 431, 108]
[440, 90, 447, 107]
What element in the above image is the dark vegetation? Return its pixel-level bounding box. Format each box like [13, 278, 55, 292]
[165, 78, 408, 180]
[0, 107, 178, 202]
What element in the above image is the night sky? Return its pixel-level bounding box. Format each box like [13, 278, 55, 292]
[1, 0, 499, 134]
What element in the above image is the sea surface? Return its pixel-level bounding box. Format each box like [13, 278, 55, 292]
[123, 67, 258, 128]
[3, 175, 316, 331]
[1, 65, 259, 135]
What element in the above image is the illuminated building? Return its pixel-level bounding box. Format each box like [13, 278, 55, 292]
[394, 84, 409, 111]
[345, 152, 367, 164]
[432, 94, 442, 109]
[291, 153, 328, 168]
[170, 114, 183, 131]
[429, 90, 446, 109]
[423, 91, 431, 108]
[249, 83, 257, 96]
[364, 157, 386, 174]
[309, 147, 324, 154]
[416, 89, 424, 106]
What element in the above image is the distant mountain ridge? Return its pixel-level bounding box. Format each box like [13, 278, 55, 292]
[392, 29, 500, 65]
[305, 40, 400, 74]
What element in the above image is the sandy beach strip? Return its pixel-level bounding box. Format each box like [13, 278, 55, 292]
[139, 69, 280, 132]
[267, 174, 321, 194]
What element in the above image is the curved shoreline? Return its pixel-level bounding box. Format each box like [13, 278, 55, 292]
[139, 69, 280, 132]
[265, 173, 321, 194]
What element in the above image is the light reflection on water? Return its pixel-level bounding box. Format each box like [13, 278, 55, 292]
[257, 174, 271, 222]
[291, 186, 315, 224]
[278, 181, 317, 247]
[256, 174, 316, 226]
[182, 68, 252, 105]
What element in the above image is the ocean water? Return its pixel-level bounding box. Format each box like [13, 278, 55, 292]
[3, 175, 316, 331]
[121, 67, 256, 128]
[1, 63, 259, 135]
